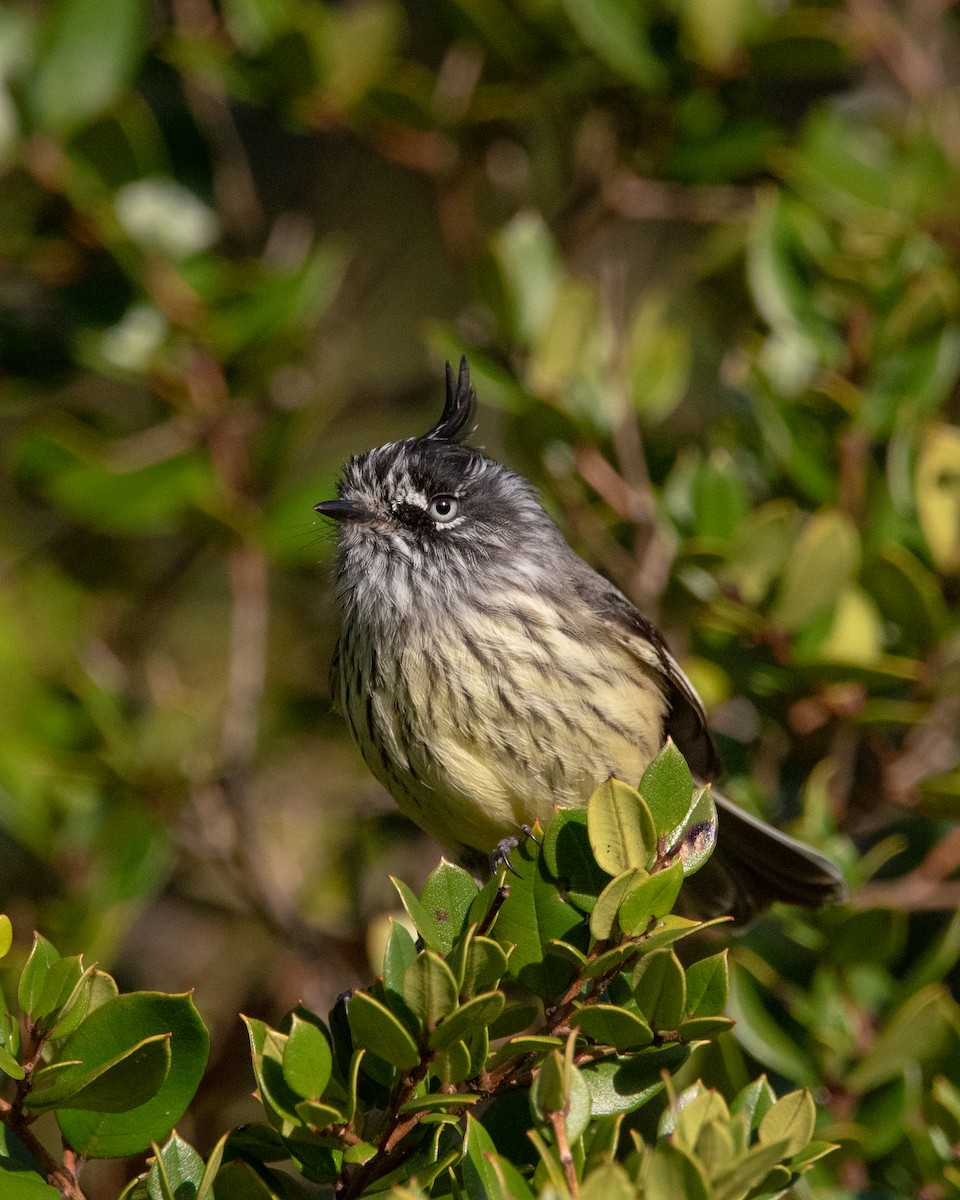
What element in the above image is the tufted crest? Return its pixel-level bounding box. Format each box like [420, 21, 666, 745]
[424, 355, 476, 443]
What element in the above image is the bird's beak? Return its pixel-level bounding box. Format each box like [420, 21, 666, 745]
[314, 499, 375, 523]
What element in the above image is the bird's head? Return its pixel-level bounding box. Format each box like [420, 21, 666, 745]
[315, 358, 561, 596]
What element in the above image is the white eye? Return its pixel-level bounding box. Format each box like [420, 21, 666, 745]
[429, 494, 459, 523]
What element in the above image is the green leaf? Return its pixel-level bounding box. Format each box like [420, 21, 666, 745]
[147, 1132, 203, 1200]
[55, 993, 210, 1158]
[294, 1100, 344, 1128]
[643, 1140, 710, 1200]
[731, 1075, 777, 1133]
[462, 1113, 507, 1200]
[633, 950, 686, 1031]
[0, 1171, 60, 1199]
[531, 1050, 592, 1141]
[771, 509, 861, 632]
[639, 740, 694, 836]
[627, 298, 691, 427]
[677, 1015, 736, 1040]
[0, 1044, 24, 1081]
[491, 212, 563, 345]
[25, 1033, 170, 1112]
[398, 1092, 481, 1114]
[462, 937, 510, 997]
[429, 992, 505, 1051]
[493, 835, 585, 997]
[665, 786, 718, 875]
[466, 875, 503, 932]
[17, 933, 60, 1017]
[346, 991, 419, 1071]
[434, 1037, 473, 1085]
[588, 778, 657, 875]
[639, 915, 728, 952]
[391, 877, 442, 951]
[419, 861, 479, 954]
[570, 1004, 653, 1051]
[916, 422, 960, 573]
[35, 955, 83, 1026]
[590, 869, 647, 940]
[713, 1139, 792, 1200]
[583, 1046, 691, 1118]
[403, 951, 459, 1030]
[542, 808, 610, 909]
[578, 1162, 635, 1200]
[685, 950, 729, 1018]
[668, 1087, 729, 1147]
[196, 1131, 228, 1200]
[488, 1034, 562, 1070]
[722, 499, 802, 606]
[848, 984, 956, 1093]
[618, 863, 685, 935]
[582, 944, 639, 979]
[382, 920, 418, 1002]
[728, 964, 819, 1086]
[249, 1021, 316, 1129]
[692, 452, 749, 544]
[558, 0, 665, 87]
[757, 1088, 815, 1157]
[0, 916, 11, 960]
[50, 963, 99, 1039]
[28, 0, 147, 133]
[281, 1015, 332, 1100]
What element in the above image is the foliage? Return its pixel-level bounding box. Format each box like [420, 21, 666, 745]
[1, 755, 839, 1197]
[0, 0, 958, 1198]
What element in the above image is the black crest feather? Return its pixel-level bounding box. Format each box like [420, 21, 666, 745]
[424, 355, 476, 442]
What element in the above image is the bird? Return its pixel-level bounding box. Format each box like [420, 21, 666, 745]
[315, 357, 846, 921]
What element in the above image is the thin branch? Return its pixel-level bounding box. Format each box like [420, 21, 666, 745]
[550, 1109, 578, 1194]
[0, 1100, 88, 1200]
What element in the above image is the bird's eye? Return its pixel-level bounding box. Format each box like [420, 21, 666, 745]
[428, 494, 460, 523]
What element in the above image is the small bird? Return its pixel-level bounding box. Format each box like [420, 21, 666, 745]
[316, 357, 846, 921]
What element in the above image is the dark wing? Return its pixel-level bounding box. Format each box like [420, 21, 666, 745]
[682, 792, 848, 921]
[597, 587, 721, 780]
[595, 584, 847, 921]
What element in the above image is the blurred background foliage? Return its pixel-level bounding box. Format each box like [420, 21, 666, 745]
[0, 0, 959, 1194]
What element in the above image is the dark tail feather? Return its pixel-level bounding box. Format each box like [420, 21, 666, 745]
[681, 793, 847, 924]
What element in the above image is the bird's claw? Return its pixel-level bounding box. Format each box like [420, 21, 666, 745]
[490, 824, 539, 877]
[491, 837, 521, 877]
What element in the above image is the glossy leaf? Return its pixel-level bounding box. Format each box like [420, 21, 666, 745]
[587, 778, 657, 875]
[346, 991, 419, 1072]
[419, 860, 479, 954]
[685, 951, 729, 1018]
[571, 1004, 653, 1050]
[391, 877, 442, 952]
[55, 993, 209, 1158]
[633, 950, 686, 1031]
[281, 1015, 333, 1100]
[147, 1132, 203, 1200]
[591, 868, 647, 940]
[403, 951, 459, 1030]
[429, 991, 505, 1051]
[618, 863, 685, 935]
[17, 933, 59, 1018]
[26, 1033, 170, 1112]
[640, 739, 694, 836]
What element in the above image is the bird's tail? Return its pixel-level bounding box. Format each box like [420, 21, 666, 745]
[681, 792, 847, 923]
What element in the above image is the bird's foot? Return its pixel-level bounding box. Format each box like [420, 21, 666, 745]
[490, 824, 540, 877]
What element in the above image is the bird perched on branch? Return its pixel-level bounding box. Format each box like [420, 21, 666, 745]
[316, 357, 846, 921]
